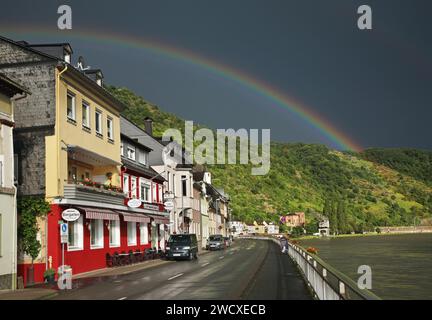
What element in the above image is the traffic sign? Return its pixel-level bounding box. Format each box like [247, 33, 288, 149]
[60, 223, 68, 244]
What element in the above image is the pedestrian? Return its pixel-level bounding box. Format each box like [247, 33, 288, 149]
[280, 236, 288, 254]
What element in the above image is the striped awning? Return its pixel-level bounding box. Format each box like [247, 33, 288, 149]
[117, 211, 150, 224]
[148, 214, 170, 225]
[77, 206, 119, 221]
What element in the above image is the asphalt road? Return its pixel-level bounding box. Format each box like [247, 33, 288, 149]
[53, 239, 312, 300]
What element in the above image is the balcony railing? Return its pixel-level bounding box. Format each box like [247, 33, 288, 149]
[64, 180, 125, 205]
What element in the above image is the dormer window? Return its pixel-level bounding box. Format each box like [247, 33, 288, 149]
[96, 78, 102, 86]
[127, 146, 136, 161]
[138, 150, 148, 166]
[64, 54, 71, 64]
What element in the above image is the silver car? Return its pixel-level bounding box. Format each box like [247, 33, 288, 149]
[206, 235, 225, 250]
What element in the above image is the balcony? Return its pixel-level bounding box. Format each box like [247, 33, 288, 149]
[64, 180, 125, 205]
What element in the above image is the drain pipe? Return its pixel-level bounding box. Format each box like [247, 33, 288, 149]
[10, 92, 28, 289]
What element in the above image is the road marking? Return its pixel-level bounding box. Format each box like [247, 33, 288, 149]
[118, 297, 127, 300]
[201, 262, 210, 267]
[219, 256, 224, 260]
[168, 273, 184, 280]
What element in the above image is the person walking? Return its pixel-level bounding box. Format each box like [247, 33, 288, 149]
[280, 236, 288, 254]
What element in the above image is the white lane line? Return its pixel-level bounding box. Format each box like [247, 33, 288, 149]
[118, 297, 127, 300]
[201, 262, 210, 267]
[219, 256, 224, 260]
[168, 273, 184, 280]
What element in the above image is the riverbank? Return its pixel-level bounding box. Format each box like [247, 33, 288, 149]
[297, 227, 432, 241]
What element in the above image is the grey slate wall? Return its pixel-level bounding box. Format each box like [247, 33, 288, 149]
[0, 38, 57, 196]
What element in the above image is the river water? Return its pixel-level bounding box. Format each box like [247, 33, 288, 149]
[300, 233, 432, 300]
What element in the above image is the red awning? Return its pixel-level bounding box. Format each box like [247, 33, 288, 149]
[148, 214, 170, 225]
[116, 211, 150, 224]
[77, 206, 119, 221]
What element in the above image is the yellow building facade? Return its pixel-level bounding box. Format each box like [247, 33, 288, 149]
[45, 67, 123, 201]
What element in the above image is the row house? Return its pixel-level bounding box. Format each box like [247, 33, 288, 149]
[120, 132, 168, 251]
[0, 74, 28, 290]
[119, 116, 195, 235]
[0, 36, 169, 285]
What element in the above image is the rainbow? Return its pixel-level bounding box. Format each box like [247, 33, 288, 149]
[1, 26, 362, 151]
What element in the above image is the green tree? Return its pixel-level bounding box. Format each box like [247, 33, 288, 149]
[17, 197, 51, 266]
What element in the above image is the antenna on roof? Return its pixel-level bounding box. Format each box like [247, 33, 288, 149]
[77, 56, 90, 71]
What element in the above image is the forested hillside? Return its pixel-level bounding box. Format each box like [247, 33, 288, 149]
[107, 85, 432, 232]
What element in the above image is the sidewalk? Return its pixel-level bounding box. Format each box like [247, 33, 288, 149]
[0, 288, 57, 300]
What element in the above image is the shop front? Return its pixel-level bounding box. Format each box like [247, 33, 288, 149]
[43, 203, 169, 281]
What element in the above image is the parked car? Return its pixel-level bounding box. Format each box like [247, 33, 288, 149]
[166, 234, 198, 260]
[206, 234, 225, 250]
[224, 237, 232, 247]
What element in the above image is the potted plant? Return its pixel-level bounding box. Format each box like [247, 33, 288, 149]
[43, 268, 56, 284]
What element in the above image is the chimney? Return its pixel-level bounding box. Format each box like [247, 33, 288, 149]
[144, 117, 153, 136]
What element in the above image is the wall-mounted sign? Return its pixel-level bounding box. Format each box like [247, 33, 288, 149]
[61, 208, 80, 222]
[60, 223, 68, 243]
[127, 198, 142, 208]
[164, 201, 174, 211]
[143, 203, 159, 211]
[163, 192, 175, 201]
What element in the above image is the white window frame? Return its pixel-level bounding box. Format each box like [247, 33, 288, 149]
[67, 91, 76, 121]
[120, 142, 124, 156]
[109, 220, 120, 248]
[90, 219, 104, 249]
[107, 117, 114, 140]
[138, 150, 148, 165]
[127, 146, 136, 161]
[140, 180, 151, 202]
[123, 174, 129, 196]
[127, 222, 137, 246]
[68, 215, 83, 251]
[140, 223, 149, 245]
[95, 109, 103, 135]
[131, 176, 137, 199]
[82, 101, 90, 128]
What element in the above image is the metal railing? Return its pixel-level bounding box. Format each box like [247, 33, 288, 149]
[241, 236, 381, 300]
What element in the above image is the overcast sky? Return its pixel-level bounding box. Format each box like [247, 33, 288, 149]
[1, 0, 431, 150]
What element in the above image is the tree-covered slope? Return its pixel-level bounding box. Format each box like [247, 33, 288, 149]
[361, 148, 432, 186]
[107, 85, 432, 232]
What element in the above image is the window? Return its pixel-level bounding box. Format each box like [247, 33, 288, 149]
[120, 143, 124, 156]
[152, 183, 157, 203]
[127, 146, 136, 161]
[158, 185, 163, 203]
[140, 181, 151, 202]
[138, 150, 148, 165]
[90, 219, 104, 249]
[95, 110, 103, 135]
[123, 174, 129, 196]
[127, 222, 137, 246]
[68, 166, 77, 183]
[67, 92, 76, 121]
[109, 220, 120, 247]
[82, 101, 90, 128]
[182, 175, 187, 197]
[68, 215, 83, 251]
[107, 117, 114, 140]
[131, 176, 137, 199]
[140, 223, 149, 245]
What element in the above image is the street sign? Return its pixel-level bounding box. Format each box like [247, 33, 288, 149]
[60, 223, 68, 244]
[127, 198, 142, 208]
[164, 201, 174, 211]
[61, 208, 80, 222]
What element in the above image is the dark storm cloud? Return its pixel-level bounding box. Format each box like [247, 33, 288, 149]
[1, 0, 431, 150]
